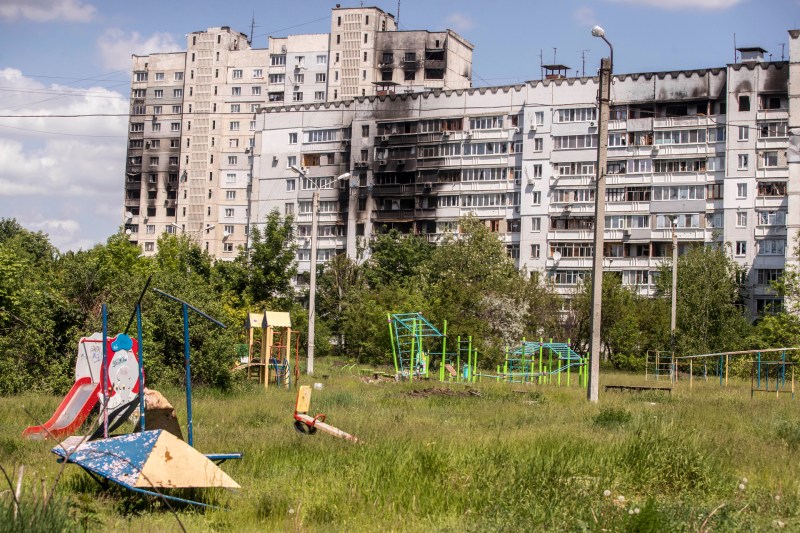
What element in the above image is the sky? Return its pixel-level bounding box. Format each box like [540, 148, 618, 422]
[0, 0, 798, 252]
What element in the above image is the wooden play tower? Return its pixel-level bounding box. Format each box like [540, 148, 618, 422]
[235, 311, 298, 389]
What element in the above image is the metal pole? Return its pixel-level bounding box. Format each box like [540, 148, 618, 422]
[137, 304, 145, 432]
[182, 303, 193, 447]
[101, 304, 109, 439]
[307, 187, 320, 375]
[588, 55, 611, 403]
[671, 221, 678, 352]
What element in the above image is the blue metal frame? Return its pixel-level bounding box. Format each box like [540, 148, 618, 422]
[137, 304, 145, 432]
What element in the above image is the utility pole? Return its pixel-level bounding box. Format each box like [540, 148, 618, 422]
[308, 188, 320, 375]
[671, 221, 678, 352]
[587, 24, 613, 403]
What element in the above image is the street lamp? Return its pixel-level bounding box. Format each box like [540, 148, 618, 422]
[290, 165, 352, 375]
[587, 25, 613, 403]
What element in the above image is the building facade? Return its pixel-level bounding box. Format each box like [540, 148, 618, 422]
[123, 6, 473, 257]
[252, 30, 800, 318]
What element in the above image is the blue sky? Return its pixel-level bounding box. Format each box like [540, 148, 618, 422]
[0, 0, 798, 251]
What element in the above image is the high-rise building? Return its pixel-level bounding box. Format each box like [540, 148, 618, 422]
[252, 30, 800, 318]
[123, 6, 473, 257]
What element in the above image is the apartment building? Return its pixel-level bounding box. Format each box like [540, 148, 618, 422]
[252, 29, 800, 318]
[123, 6, 473, 257]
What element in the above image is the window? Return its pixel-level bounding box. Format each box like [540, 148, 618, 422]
[225, 208, 234, 218]
[737, 183, 747, 199]
[285, 203, 294, 215]
[737, 212, 747, 227]
[229, 138, 239, 148]
[271, 54, 287, 66]
[154, 89, 163, 99]
[531, 191, 541, 205]
[149, 156, 160, 166]
[557, 107, 597, 123]
[553, 135, 598, 150]
[531, 244, 541, 259]
[226, 190, 236, 200]
[252, 68, 263, 78]
[151, 122, 161, 132]
[738, 126, 749, 141]
[151, 105, 162, 115]
[172, 88, 182, 98]
[738, 95, 750, 112]
[143, 242, 154, 251]
[758, 211, 786, 226]
[757, 182, 787, 197]
[229, 121, 239, 131]
[608, 133, 627, 147]
[134, 72, 147, 82]
[756, 298, 783, 315]
[404, 71, 416, 81]
[288, 133, 297, 144]
[757, 269, 784, 285]
[316, 73, 326, 83]
[532, 164, 543, 178]
[232, 87, 241, 96]
[169, 122, 180, 132]
[534, 111, 544, 126]
[223, 243, 234, 253]
[226, 173, 236, 183]
[130, 123, 144, 132]
[132, 89, 146, 98]
[762, 151, 779, 167]
[317, 55, 327, 64]
[293, 92, 303, 102]
[146, 225, 156, 234]
[758, 239, 785, 256]
[231, 104, 240, 113]
[287, 156, 297, 168]
[315, 91, 325, 101]
[469, 116, 504, 130]
[251, 86, 261, 96]
[531, 217, 541, 232]
[759, 121, 788, 138]
[738, 154, 749, 170]
[295, 56, 305, 66]
[735, 241, 747, 256]
[172, 105, 182, 114]
[533, 138, 543, 152]
[269, 73, 285, 84]
[228, 156, 238, 165]
[168, 156, 178, 166]
[250, 120, 256, 131]
[305, 129, 337, 143]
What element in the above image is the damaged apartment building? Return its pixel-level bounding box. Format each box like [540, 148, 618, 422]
[122, 5, 473, 258]
[252, 29, 800, 318]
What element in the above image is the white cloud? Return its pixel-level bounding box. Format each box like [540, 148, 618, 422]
[0, 69, 127, 251]
[573, 6, 597, 26]
[608, 0, 741, 9]
[444, 12, 475, 32]
[97, 28, 182, 70]
[0, 0, 96, 22]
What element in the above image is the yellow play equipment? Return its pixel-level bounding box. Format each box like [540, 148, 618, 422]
[234, 311, 298, 389]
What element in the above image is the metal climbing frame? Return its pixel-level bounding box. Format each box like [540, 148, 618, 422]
[476, 339, 587, 387]
[388, 312, 445, 381]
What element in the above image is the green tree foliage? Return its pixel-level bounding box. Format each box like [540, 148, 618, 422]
[655, 244, 752, 356]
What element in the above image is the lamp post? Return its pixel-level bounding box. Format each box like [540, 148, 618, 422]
[290, 165, 351, 375]
[587, 25, 613, 403]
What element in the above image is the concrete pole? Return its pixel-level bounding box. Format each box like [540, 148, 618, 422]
[671, 221, 678, 352]
[307, 188, 319, 375]
[587, 56, 611, 403]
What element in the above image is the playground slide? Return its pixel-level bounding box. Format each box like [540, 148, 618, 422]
[23, 377, 100, 440]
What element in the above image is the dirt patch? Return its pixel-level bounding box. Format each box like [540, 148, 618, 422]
[406, 387, 482, 398]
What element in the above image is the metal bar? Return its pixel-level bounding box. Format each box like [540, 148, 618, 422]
[152, 288, 227, 328]
[182, 303, 193, 447]
[102, 304, 109, 439]
[137, 305, 145, 432]
[124, 275, 152, 335]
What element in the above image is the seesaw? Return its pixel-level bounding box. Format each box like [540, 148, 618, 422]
[293, 385, 359, 442]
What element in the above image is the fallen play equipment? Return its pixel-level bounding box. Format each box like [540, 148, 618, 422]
[23, 332, 142, 440]
[293, 385, 359, 442]
[53, 294, 242, 508]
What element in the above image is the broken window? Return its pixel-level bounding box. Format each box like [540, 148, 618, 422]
[738, 95, 750, 112]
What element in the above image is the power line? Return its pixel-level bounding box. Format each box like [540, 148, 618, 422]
[253, 16, 328, 40]
[0, 122, 127, 138]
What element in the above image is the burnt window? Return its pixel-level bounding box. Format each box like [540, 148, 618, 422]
[738, 95, 750, 112]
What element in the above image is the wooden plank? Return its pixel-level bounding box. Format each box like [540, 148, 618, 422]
[444, 364, 457, 377]
[295, 385, 312, 415]
[295, 414, 359, 443]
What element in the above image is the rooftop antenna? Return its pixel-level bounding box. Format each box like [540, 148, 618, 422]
[733, 32, 737, 63]
[780, 43, 786, 61]
[397, 0, 401, 27]
[553, 47, 557, 64]
[580, 49, 589, 77]
[249, 13, 256, 45]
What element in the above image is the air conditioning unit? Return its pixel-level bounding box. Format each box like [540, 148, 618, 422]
[622, 229, 631, 237]
[381, 134, 390, 142]
[441, 131, 450, 138]
[424, 182, 432, 188]
[223, 231, 231, 238]
[527, 177, 535, 185]
[514, 178, 522, 186]
[272, 155, 278, 162]
[589, 121, 595, 127]
[514, 206, 520, 213]
[378, 160, 387, 166]
[281, 45, 287, 53]
[145, 141, 150, 149]
[514, 127, 521, 134]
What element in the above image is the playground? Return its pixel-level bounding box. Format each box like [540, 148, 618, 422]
[3, 362, 800, 531]
[3, 300, 800, 531]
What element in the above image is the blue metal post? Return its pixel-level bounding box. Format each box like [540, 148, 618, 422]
[102, 304, 109, 439]
[137, 304, 145, 432]
[757, 351, 761, 388]
[182, 303, 193, 447]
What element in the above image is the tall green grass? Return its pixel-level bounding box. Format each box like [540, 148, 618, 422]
[1, 367, 799, 531]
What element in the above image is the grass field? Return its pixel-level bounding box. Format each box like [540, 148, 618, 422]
[2, 365, 800, 532]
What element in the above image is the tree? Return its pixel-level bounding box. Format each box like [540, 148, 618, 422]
[655, 244, 751, 356]
[364, 228, 432, 287]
